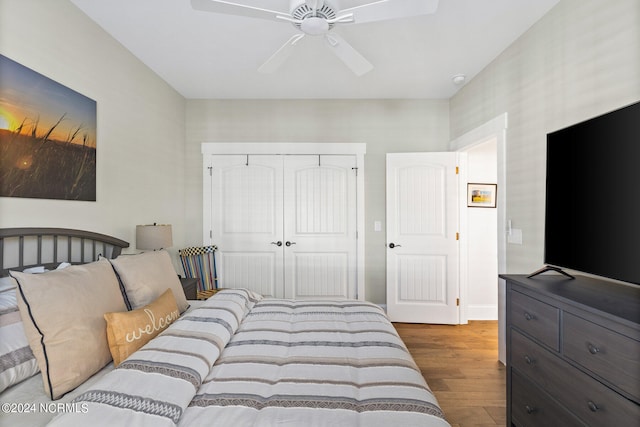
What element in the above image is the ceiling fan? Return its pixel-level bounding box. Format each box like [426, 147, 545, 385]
[191, 0, 439, 76]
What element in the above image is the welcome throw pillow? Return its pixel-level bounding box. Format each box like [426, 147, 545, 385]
[104, 289, 180, 366]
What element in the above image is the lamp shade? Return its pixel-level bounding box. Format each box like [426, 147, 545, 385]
[136, 224, 172, 250]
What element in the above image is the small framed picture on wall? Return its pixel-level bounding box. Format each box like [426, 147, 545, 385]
[467, 183, 497, 208]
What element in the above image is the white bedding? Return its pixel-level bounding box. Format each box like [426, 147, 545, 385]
[2, 293, 449, 427]
[0, 363, 115, 426]
[178, 297, 449, 427]
[0, 301, 205, 427]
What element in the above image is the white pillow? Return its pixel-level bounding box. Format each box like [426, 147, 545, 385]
[22, 266, 46, 274]
[11, 259, 127, 399]
[0, 276, 17, 292]
[0, 287, 39, 392]
[110, 250, 189, 313]
[0, 263, 88, 392]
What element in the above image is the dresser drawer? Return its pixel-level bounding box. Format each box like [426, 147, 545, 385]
[511, 371, 583, 427]
[512, 329, 640, 426]
[510, 290, 560, 350]
[563, 312, 640, 402]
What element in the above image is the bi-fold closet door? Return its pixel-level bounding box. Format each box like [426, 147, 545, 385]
[209, 154, 357, 299]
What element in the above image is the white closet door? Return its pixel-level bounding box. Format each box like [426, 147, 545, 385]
[283, 155, 357, 299]
[210, 155, 283, 297]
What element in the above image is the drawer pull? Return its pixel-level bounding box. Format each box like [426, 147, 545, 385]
[525, 405, 537, 415]
[587, 343, 600, 355]
[524, 355, 534, 365]
[587, 401, 599, 412]
[524, 312, 534, 321]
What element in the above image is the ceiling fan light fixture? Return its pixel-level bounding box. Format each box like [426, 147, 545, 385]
[300, 16, 330, 35]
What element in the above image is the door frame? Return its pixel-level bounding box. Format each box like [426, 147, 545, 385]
[449, 114, 507, 332]
[202, 142, 367, 300]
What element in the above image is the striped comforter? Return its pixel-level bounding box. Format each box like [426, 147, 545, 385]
[49, 290, 450, 427]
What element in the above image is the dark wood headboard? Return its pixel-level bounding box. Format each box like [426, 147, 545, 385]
[0, 228, 129, 277]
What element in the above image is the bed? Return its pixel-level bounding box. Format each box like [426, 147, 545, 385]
[0, 228, 450, 427]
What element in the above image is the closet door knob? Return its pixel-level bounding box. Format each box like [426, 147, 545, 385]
[270, 241, 282, 247]
[388, 243, 402, 249]
[285, 241, 296, 247]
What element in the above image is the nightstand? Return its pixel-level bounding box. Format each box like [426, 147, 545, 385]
[197, 288, 225, 300]
[179, 277, 198, 300]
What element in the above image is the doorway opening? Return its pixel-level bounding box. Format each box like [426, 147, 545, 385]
[450, 113, 507, 360]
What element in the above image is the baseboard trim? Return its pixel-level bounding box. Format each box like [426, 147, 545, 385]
[467, 304, 498, 320]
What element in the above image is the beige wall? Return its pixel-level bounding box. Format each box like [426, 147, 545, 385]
[0, 0, 187, 260]
[3, 0, 638, 301]
[450, 0, 640, 274]
[185, 99, 450, 303]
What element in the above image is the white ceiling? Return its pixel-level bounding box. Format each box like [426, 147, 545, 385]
[70, 0, 560, 99]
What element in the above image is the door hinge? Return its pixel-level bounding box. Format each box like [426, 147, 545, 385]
[208, 166, 212, 176]
[456, 232, 460, 240]
[455, 166, 459, 175]
[352, 167, 358, 176]
[456, 298, 460, 306]
[209, 230, 212, 239]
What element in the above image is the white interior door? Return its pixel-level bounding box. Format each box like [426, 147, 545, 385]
[283, 155, 357, 299]
[386, 152, 460, 324]
[210, 155, 283, 297]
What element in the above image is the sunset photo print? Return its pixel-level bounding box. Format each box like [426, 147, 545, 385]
[0, 54, 97, 201]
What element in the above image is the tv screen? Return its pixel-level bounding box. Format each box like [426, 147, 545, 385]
[544, 101, 640, 285]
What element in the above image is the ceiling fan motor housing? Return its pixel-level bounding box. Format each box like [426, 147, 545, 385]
[291, 0, 338, 35]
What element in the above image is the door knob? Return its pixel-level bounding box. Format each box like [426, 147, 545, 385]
[285, 241, 296, 247]
[388, 243, 402, 249]
[270, 241, 282, 246]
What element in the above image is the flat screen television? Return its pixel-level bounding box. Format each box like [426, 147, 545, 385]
[534, 101, 640, 285]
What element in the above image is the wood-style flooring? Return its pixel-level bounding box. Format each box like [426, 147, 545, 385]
[395, 321, 506, 427]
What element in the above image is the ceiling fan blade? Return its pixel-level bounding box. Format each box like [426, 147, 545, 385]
[191, 0, 289, 22]
[341, 0, 439, 24]
[324, 33, 373, 76]
[258, 34, 306, 73]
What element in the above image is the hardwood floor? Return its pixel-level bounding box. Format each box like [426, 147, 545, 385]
[395, 321, 506, 427]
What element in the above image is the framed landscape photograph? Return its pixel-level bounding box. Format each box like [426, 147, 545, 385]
[0, 54, 97, 201]
[467, 183, 497, 208]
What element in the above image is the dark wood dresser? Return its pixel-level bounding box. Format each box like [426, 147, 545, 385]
[501, 274, 640, 426]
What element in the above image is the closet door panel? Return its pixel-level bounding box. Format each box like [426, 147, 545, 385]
[283, 155, 357, 299]
[211, 155, 283, 297]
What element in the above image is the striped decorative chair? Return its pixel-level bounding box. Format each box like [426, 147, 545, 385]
[178, 245, 219, 299]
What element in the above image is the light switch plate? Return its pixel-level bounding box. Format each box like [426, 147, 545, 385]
[508, 228, 523, 244]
